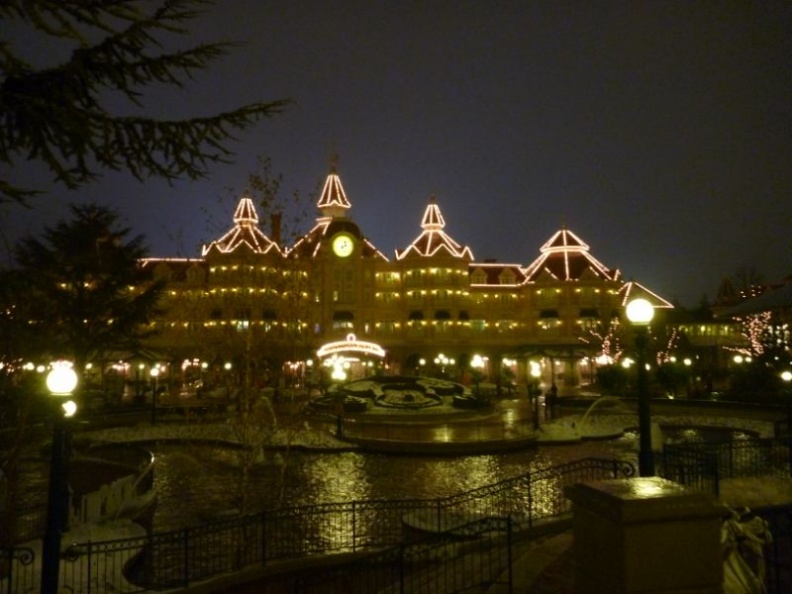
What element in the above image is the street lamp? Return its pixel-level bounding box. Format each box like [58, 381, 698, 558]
[42, 361, 78, 594]
[780, 370, 792, 438]
[150, 367, 160, 425]
[626, 297, 655, 476]
[471, 354, 485, 395]
[530, 365, 541, 430]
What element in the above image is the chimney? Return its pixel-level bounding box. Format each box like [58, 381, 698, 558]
[271, 212, 282, 245]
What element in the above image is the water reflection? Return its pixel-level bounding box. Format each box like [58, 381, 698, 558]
[148, 425, 752, 532]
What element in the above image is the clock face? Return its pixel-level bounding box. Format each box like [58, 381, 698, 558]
[332, 234, 354, 257]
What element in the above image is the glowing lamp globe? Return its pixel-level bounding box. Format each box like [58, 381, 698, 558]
[46, 363, 78, 396]
[62, 400, 78, 418]
[626, 298, 655, 325]
[781, 370, 792, 383]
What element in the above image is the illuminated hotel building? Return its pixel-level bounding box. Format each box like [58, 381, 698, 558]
[141, 165, 672, 388]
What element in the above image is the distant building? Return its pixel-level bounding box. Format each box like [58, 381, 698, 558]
[140, 165, 673, 390]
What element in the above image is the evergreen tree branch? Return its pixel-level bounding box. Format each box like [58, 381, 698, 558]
[0, 0, 291, 204]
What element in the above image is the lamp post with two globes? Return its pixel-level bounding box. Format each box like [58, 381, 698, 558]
[626, 298, 655, 477]
[41, 362, 79, 594]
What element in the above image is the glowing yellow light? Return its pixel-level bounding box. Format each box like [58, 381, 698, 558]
[46, 362, 78, 395]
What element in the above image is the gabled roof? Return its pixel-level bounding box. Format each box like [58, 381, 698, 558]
[396, 197, 474, 261]
[717, 277, 792, 317]
[201, 194, 282, 257]
[469, 262, 527, 286]
[618, 281, 674, 309]
[522, 227, 619, 282]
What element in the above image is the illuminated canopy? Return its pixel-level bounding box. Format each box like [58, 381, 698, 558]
[317, 334, 386, 359]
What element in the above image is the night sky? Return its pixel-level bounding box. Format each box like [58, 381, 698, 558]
[3, 1, 792, 307]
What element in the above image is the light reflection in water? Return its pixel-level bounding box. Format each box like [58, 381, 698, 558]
[303, 453, 371, 503]
[148, 426, 753, 533]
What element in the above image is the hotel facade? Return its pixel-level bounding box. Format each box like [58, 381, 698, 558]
[141, 165, 673, 390]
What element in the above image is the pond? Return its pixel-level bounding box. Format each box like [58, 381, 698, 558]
[148, 425, 751, 532]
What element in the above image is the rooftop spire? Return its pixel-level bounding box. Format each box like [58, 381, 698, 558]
[316, 159, 351, 217]
[233, 192, 259, 225]
[420, 195, 446, 230]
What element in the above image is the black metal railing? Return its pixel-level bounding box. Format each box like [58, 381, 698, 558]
[1, 457, 633, 593]
[662, 437, 792, 496]
[293, 516, 515, 594]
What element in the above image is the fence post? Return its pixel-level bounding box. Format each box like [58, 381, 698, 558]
[86, 541, 93, 594]
[352, 501, 357, 552]
[507, 515, 514, 594]
[183, 527, 190, 588]
[399, 544, 406, 594]
[526, 474, 533, 530]
[5, 547, 14, 593]
[261, 510, 267, 566]
[787, 436, 792, 478]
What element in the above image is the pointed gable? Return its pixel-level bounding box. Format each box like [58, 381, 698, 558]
[523, 227, 618, 282]
[202, 194, 282, 256]
[396, 196, 474, 260]
[619, 281, 674, 309]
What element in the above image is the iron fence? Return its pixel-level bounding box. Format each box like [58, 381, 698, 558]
[1, 457, 633, 593]
[662, 437, 792, 496]
[293, 517, 515, 594]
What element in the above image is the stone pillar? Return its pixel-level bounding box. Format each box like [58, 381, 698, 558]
[564, 477, 725, 594]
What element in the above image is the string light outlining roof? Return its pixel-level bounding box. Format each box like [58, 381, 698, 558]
[396, 196, 474, 260]
[202, 194, 282, 256]
[316, 162, 352, 217]
[522, 227, 618, 282]
[619, 281, 674, 309]
[288, 164, 388, 261]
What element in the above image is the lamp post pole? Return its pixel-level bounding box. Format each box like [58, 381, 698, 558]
[627, 298, 655, 477]
[41, 362, 78, 594]
[471, 354, 485, 396]
[150, 367, 160, 425]
[530, 366, 541, 431]
[780, 371, 792, 476]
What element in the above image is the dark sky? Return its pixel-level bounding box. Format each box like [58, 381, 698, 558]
[3, 1, 792, 307]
